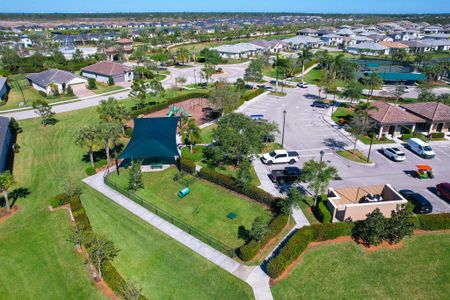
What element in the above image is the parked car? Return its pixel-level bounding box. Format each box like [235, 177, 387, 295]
[403, 86, 410, 93]
[407, 138, 435, 159]
[297, 82, 308, 88]
[261, 150, 300, 165]
[436, 182, 450, 202]
[269, 166, 301, 184]
[399, 189, 433, 214]
[311, 100, 330, 108]
[382, 147, 406, 161]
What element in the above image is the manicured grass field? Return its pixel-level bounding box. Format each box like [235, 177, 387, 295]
[92, 82, 124, 94]
[331, 107, 353, 123]
[0, 108, 106, 299]
[272, 233, 450, 300]
[337, 149, 372, 164]
[303, 68, 323, 85]
[108, 167, 271, 248]
[81, 187, 253, 300]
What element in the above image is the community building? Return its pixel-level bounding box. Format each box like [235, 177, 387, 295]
[368, 101, 425, 138]
[26, 69, 87, 95]
[282, 35, 323, 49]
[401, 102, 450, 135]
[327, 184, 408, 222]
[0, 116, 11, 172]
[81, 61, 134, 83]
[211, 43, 264, 59]
[347, 42, 390, 56]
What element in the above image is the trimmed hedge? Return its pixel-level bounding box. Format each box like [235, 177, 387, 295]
[85, 166, 96, 176]
[179, 157, 196, 174]
[266, 222, 354, 278]
[238, 214, 289, 261]
[197, 166, 278, 206]
[431, 132, 445, 139]
[49, 193, 71, 208]
[312, 200, 332, 223]
[130, 91, 210, 118]
[240, 88, 265, 103]
[69, 195, 148, 300]
[415, 213, 450, 231]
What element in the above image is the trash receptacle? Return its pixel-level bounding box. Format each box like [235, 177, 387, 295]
[178, 187, 190, 198]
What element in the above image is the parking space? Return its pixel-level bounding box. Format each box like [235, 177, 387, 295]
[245, 87, 450, 213]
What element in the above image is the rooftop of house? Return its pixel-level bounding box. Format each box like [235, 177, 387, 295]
[401, 102, 450, 122]
[0, 77, 7, 90]
[81, 61, 133, 76]
[212, 42, 264, 54]
[349, 42, 389, 51]
[369, 101, 425, 125]
[378, 41, 409, 49]
[117, 38, 133, 44]
[26, 69, 82, 87]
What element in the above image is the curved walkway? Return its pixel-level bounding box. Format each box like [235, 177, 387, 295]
[83, 172, 273, 300]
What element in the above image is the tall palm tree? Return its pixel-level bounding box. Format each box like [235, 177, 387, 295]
[97, 123, 121, 165]
[97, 98, 130, 134]
[365, 72, 383, 98]
[0, 171, 15, 214]
[354, 102, 379, 124]
[75, 126, 101, 168]
[298, 47, 313, 82]
[180, 118, 201, 152]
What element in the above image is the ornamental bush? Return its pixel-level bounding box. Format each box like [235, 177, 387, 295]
[415, 213, 450, 230]
[312, 199, 332, 223]
[49, 193, 70, 208]
[431, 132, 445, 139]
[85, 166, 96, 176]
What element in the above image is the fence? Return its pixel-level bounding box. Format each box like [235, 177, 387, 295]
[103, 170, 236, 258]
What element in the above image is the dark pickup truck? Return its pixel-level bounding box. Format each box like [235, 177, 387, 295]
[269, 166, 301, 184]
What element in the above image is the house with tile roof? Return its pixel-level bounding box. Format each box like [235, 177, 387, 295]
[0, 77, 8, 100]
[212, 43, 264, 59]
[368, 102, 425, 138]
[81, 61, 134, 83]
[26, 69, 86, 95]
[400, 102, 450, 135]
[347, 42, 390, 56]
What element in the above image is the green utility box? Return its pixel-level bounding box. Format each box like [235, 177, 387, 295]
[178, 187, 190, 198]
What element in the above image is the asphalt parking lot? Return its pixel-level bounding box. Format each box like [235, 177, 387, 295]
[245, 88, 450, 213]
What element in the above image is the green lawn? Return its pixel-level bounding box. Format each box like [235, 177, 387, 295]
[331, 107, 353, 124]
[91, 82, 124, 94]
[200, 124, 217, 144]
[358, 135, 395, 145]
[272, 233, 450, 300]
[1, 75, 76, 111]
[81, 187, 253, 300]
[107, 167, 271, 248]
[337, 149, 372, 164]
[0, 108, 106, 299]
[303, 68, 323, 85]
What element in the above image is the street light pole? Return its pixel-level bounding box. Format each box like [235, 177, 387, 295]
[367, 134, 374, 163]
[320, 150, 325, 162]
[281, 110, 287, 147]
[194, 69, 197, 86]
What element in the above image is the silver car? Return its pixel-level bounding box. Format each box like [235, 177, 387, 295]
[382, 147, 406, 161]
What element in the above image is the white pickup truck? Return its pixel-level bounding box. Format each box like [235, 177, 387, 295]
[260, 150, 300, 165]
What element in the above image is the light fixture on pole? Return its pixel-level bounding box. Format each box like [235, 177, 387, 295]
[320, 150, 325, 162]
[281, 110, 287, 147]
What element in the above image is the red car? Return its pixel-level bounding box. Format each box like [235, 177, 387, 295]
[436, 183, 450, 202]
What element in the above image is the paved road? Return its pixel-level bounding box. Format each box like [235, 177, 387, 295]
[0, 90, 130, 120]
[242, 87, 450, 213]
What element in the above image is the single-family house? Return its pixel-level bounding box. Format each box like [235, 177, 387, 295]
[327, 184, 408, 222]
[378, 41, 410, 52]
[401, 102, 450, 135]
[26, 69, 87, 95]
[211, 43, 264, 59]
[368, 101, 425, 138]
[81, 61, 134, 83]
[282, 36, 323, 49]
[0, 77, 8, 100]
[336, 28, 356, 38]
[248, 40, 287, 53]
[297, 28, 318, 37]
[117, 38, 134, 60]
[320, 34, 343, 46]
[399, 40, 432, 53]
[419, 39, 450, 52]
[347, 42, 390, 56]
[0, 116, 12, 172]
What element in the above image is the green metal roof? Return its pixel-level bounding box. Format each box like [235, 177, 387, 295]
[118, 117, 180, 160]
[379, 72, 426, 82]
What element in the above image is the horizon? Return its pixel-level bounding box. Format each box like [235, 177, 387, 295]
[1, 0, 449, 14]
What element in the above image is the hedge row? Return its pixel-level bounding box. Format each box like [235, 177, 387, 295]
[240, 88, 265, 103]
[266, 222, 355, 278]
[49, 193, 73, 208]
[312, 200, 332, 223]
[238, 214, 289, 261]
[197, 166, 278, 206]
[68, 195, 148, 300]
[179, 157, 196, 174]
[266, 213, 450, 279]
[130, 91, 210, 118]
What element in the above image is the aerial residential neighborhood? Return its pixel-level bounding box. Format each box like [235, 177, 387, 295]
[0, 1, 449, 300]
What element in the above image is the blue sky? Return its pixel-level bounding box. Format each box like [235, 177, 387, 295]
[1, 0, 449, 14]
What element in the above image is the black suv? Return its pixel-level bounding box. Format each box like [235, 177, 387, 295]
[400, 189, 433, 214]
[311, 100, 330, 108]
[269, 166, 301, 184]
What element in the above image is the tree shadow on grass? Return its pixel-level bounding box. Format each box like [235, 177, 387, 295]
[0, 187, 31, 208]
[81, 143, 125, 163]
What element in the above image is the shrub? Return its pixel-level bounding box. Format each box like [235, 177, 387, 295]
[401, 133, 413, 141]
[66, 86, 74, 97]
[415, 213, 450, 230]
[238, 239, 260, 261]
[94, 159, 107, 169]
[38, 91, 47, 97]
[85, 166, 96, 176]
[49, 193, 70, 208]
[108, 76, 114, 86]
[312, 200, 332, 223]
[431, 132, 445, 139]
[102, 261, 126, 294]
[179, 158, 196, 174]
[310, 222, 354, 241]
[87, 78, 97, 90]
[240, 88, 265, 102]
[9, 117, 23, 134]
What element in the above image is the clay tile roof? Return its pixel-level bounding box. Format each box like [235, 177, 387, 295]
[369, 102, 425, 125]
[401, 102, 450, 122]
[81, 61, 133, 76]
[105, 47, 117, 53]
[379, 41, 409, 49]
[117, 38, 133, 44]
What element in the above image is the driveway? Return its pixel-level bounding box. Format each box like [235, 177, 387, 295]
[71, 84, 96, 98]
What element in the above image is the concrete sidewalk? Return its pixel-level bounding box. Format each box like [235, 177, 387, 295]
[83, 172, 273, 300]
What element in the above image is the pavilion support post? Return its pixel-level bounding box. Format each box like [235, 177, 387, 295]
[115, 158, 120, 175]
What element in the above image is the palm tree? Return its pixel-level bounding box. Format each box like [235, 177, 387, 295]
[315, 49, 332, 71]
[175, 48, 190, 65]
[298, 47, 313, 82]
[97, 98, 130, 134]
[180, 118, 201, 152]
[354, 102, 379, 124]
[272, 56, 290, 92]
[343, 81, 363, 104]
[365, 72, 383, 98]
[0, 171, 15, 214]
[75, 126, 100, 168]
[97, 123, 121, 165]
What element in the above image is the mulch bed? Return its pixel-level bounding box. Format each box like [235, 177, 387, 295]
[0, 205, 21, 223]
